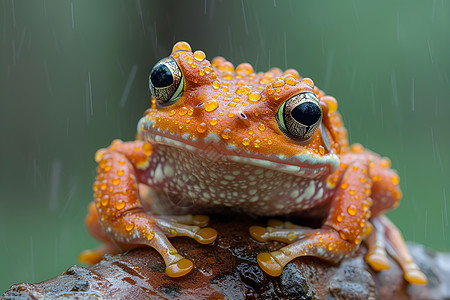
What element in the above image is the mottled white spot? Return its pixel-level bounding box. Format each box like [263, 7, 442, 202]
[249, 196, 259, 202]
[154, 164, 164, 183]
[313, 188, 323, 200]
[163, 165, 174, 177]
[290, 190, 300, 198]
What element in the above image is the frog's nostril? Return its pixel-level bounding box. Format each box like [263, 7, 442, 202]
[151, 64, 173, 88]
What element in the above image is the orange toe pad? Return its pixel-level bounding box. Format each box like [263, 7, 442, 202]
[257, 253, 283, 277]
[166, 258, 194, 277]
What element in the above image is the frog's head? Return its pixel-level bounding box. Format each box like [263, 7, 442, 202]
[140, 41, 348, 178]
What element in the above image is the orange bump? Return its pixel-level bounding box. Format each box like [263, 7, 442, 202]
[236, 63, 254, 75]
[172, 41, 192, 53]
[95, 149, 106, 163]
[391, 176, 399, 185]
[322, 96, 338, 113]
[142, 142, 153, 156]
[380, 158, 391, 168]
[300, 77, 314, 87]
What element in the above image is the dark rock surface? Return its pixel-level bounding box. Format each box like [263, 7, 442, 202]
[2, 215, 449, 299]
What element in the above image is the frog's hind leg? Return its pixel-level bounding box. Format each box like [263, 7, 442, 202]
[364, 218, 390, 271]
[378, 215, 427, 285]
[78, 202, 121, 264]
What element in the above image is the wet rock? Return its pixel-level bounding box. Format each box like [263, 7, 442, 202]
[2, 215, 450, 299]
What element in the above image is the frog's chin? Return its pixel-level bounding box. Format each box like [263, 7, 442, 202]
[139, 119, 339, 179]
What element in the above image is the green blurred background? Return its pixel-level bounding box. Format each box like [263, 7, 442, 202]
[1, 0, 449, 292]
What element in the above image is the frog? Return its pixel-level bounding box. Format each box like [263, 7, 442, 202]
[79, 41, 427, 284]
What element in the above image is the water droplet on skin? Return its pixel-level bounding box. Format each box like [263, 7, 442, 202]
[172, 41, 192, 52]
[285, 76, 297, 85]
[210, 118, 218, 126]
[319, 145, 325, 155]
[213, 81, 220, 89]
[248, 91, 261, 103]
[100, 181, 108, 190]
[193, 50, 206, 61]
[242, 138, 250, 146]
[179, 107, 188, 116]
[258, 124, 265, 131]
[101, 195, 109, 206]
[125, 223, 134, 231]
[235, 85, 251, 95]
[204, 100, 218, 112]
[221, 128, 231, 139]
[115, 201, 125, 210]
[347, 205, 357, 216]
[146, 231, 154, 240]
[224, 73, 233, 80]
[196, 122, 207, 133]
[112, 178, 121, 186]
[272, 80, 284, 88]
[117, 170, 124, 176]
[236, 63, 254, 75]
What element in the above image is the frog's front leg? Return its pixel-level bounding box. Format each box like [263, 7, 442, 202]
[250, 161, 373, 277]
[83, 140, 217, 277]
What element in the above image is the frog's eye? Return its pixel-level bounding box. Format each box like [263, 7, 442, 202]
[276, 92, 322, 141]
[149, 56, 184, 106]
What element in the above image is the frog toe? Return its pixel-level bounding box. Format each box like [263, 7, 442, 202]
[249, 226, 269, 242]
[257, 252, 284, 277]
[404, 266, 427, 285]
[193, 227, 217, 244]
[166, 258, 194, 278]
[365, 249, 390, 271]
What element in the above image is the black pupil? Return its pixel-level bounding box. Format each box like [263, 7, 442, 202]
[291, 101, 321, 126]
[151, 64, 173, 88]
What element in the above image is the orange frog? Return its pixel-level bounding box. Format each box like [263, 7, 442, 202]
[79, 41, 426, 284]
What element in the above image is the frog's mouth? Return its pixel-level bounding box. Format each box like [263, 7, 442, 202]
[139, 118, 339, 179]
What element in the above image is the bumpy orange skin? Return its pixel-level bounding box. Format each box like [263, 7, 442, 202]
[80, 42, 426, 284]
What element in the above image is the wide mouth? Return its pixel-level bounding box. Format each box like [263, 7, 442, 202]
[139, 117, 339, 179]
